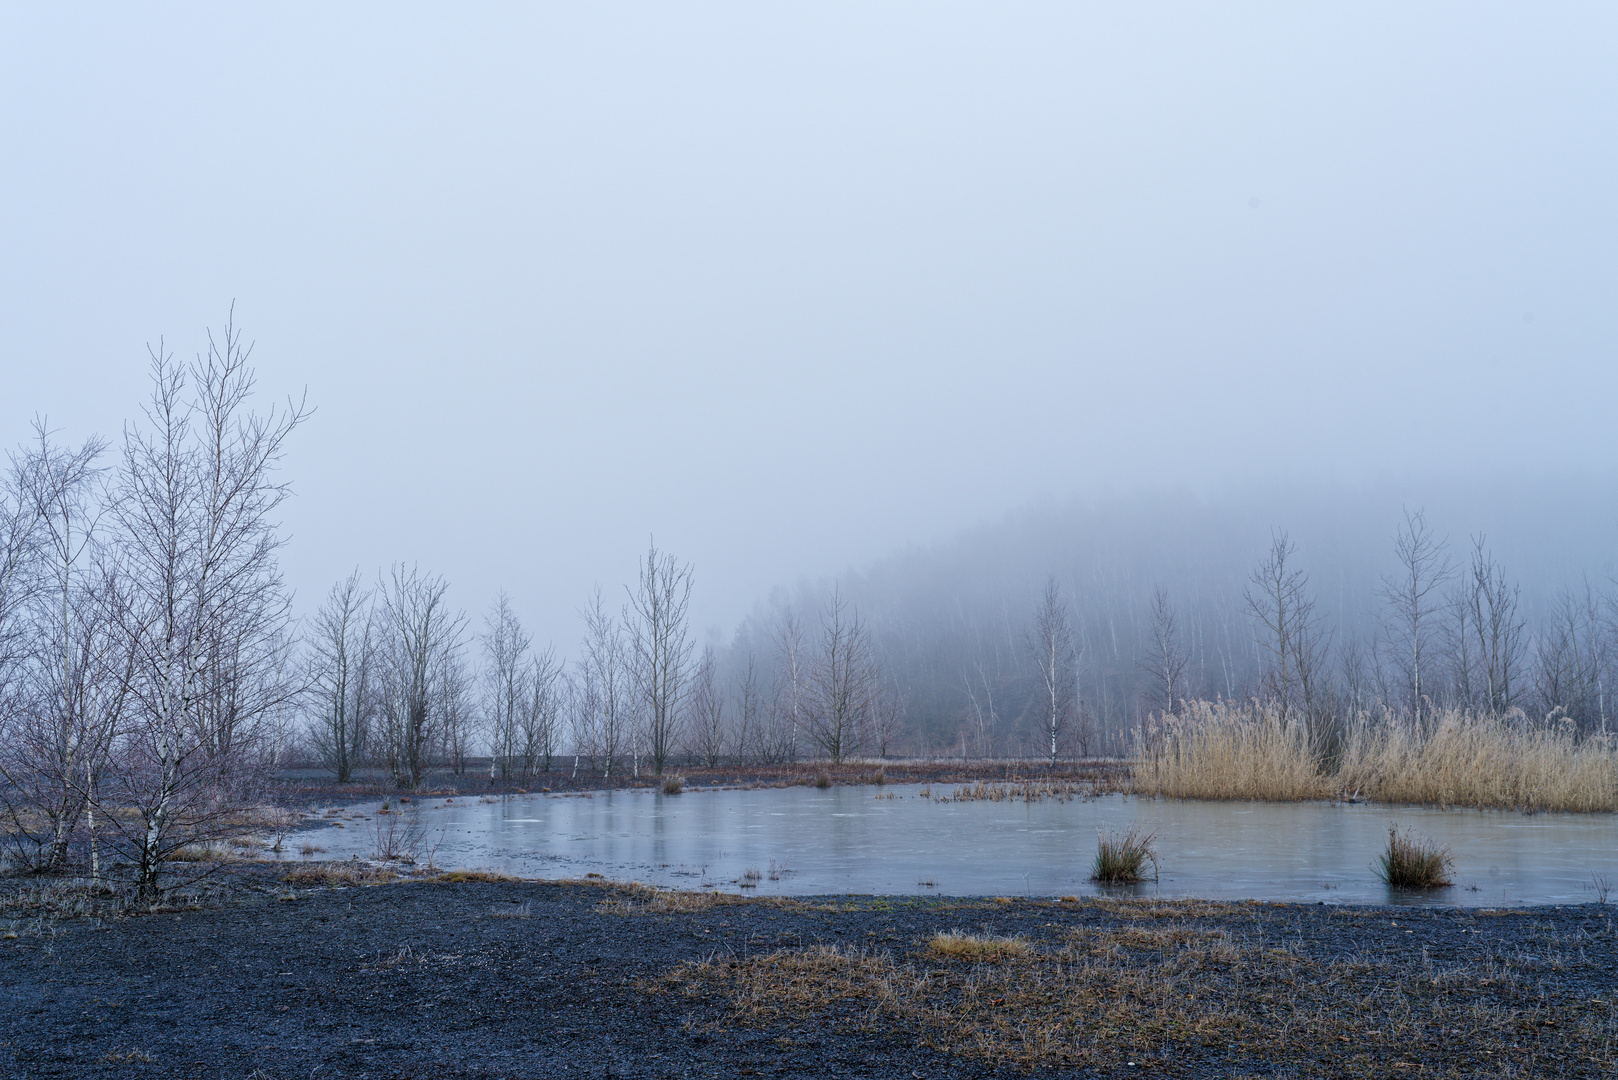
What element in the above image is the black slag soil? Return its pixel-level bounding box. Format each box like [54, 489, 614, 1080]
[2, 875, 1613, 1079]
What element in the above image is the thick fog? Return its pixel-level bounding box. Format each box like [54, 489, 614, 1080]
[5, 5, 1616, 680]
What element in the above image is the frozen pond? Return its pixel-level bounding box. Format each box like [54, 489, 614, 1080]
[289, 783, 1618, 906]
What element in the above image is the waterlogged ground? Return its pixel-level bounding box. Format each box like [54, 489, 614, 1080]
[287, 783, 1618, 906]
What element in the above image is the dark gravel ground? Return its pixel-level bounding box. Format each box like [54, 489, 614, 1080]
[2, 870, 1614, 1079]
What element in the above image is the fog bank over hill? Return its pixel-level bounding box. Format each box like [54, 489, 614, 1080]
[719, 474, 1618, 757]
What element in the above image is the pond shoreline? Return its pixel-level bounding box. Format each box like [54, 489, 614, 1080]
[264, 758, 1130, 810]
[3, 867, 1613, 1078]
[282, 782, 1618, 907]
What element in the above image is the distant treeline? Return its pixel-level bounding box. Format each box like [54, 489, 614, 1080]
[715, 486, 1618, 760]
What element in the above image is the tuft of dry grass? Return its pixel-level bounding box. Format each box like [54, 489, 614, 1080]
[1132, 701, 1618, 812]
[280, 865, 398, 888]
[661, 775, 685, 794]
[928, 930, 1032, 961]
[596, 883, 785, 915]
[1377, 826, 1453, 889]
[431, 869, 523, 884]
[814, 771, 832, 789]
[944, 779, 1091, 803]
[1092, 828, 1157, 884]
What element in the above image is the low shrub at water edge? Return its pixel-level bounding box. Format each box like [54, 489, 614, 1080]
[1091, 828, 1157, 884]
[661, 775, 684, 795]
[1377, 826, 1453, 889]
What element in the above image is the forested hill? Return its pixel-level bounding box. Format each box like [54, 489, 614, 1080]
[718, 474, 1618, 757]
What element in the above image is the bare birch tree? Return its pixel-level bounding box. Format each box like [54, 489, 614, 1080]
[1026, 577, 1077, 763]
[1534, 582, 1611, 732]
[771, 606, 807, 762]
[1465, 537, 1525, 716]
[104, 321, 307, 896]
[806, 589, 876, 763]
[438, 649, 474, 775]
[481, 592, 531, 781]
[624, 540, 694, 776]
[377, 565, 465, 788]
[517, 646, 562, 776]
[1244, 532, 1332, 734]
[1377, 510, 1453, 727]
[869, 672, 904, 758]
[686, 645, 725, 767]
[732, 654, 761, 763]
[0, 426, 126, 873]
[579, 587, 629, 777]
[307, 571, 374, 783]
[1140, 586, 1188, 718]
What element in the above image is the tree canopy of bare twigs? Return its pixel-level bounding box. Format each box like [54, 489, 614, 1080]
[1243, 532, 1334, 746]
[1377, 510, 1453, 728]
[377, 565, 465, 789]
[105, 318, 308, 896]
[306, 571, 374, 783]
[1026, 577, 1078, 763]
[1140, 586, 1188, 719]
[806, 589, 877, 764]
[625, 540, 694, 776]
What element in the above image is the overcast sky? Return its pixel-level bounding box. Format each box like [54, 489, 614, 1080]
[4, 4, 1615, 651]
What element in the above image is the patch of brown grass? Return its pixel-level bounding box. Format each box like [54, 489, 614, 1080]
[280, 865, 398, 887]
[431, 869, 524, 884]
[927, 931, 1032, 961]
[662, 916, 1615, 1073]
[595, 883, 770, 915]
[944, 779, 1092, 803]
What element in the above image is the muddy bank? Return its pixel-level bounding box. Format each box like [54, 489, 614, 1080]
[1, 868, 1613, 1078]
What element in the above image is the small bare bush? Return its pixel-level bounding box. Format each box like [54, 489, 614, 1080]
[372, 811, 424, 863]
[661, 775, 685, 795]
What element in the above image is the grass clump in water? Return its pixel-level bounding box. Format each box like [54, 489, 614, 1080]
[1091, 829, 1157, 884]
[1377, 826, 1453, 889]
[661, 775, 685, 795]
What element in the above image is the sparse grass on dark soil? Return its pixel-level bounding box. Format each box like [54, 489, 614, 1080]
[1, 866, 1613, 1078]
